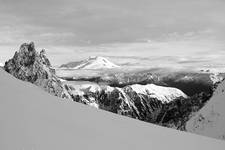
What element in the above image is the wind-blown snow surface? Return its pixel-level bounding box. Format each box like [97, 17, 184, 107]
[186, 80, 225, 140]
[0, 68, 225, 150]
[61, 56, 120, 69]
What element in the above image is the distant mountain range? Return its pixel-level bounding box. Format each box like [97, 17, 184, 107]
[1, 67, 224, 150]
[60, 56, 120, 69]
[65, 83, 188, 121]
[2, 42, 190, 128]
[2, 42, 225, 140]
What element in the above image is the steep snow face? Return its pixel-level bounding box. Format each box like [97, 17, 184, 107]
[61, 56, 120, 69]
[186, 80, 225, 140]
[126, 84, 188, 103]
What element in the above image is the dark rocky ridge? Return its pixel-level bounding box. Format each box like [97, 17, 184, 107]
[4, 42, 71, 98]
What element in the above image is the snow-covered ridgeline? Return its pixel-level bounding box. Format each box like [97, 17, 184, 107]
[60, 56, 120, 69]
[67, 83, 187, 105]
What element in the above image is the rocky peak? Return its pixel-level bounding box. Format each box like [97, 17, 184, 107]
[17, 42, 37, 66]
[4, 42, 51, 83]
[40, 49, 51, 67]
[4, 42, 71, 98]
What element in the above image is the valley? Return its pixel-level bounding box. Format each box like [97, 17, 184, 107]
[2, 42, 225, 140]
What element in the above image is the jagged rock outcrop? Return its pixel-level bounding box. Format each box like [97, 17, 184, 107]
[4, 42, 71, 98]
[186, 80, 225, 140]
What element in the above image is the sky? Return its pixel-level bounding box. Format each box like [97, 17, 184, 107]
[0, 0, 225, 68]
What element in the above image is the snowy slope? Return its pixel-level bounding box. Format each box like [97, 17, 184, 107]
[0, 62, 3, 67]
[127, 84, 188, 103]
[61, 56, 120, 69]
[186, 80, 225, 140]
[1, 68, 225, 150]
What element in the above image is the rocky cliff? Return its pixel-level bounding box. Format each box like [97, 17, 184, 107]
[4, 42, 71, 98]
[65, 83, 188, 124]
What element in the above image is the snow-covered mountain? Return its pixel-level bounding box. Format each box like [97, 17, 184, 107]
[4, 42, 224, 140]
[65, 83, 188, 121]
[67, 83, 188, 104]
[60, 56, 120, 69]
[4, 42, 188, 125]
[126, 84, 188, 103]
[1, 68, 225, 150]
[186, 80, 225, 140]
[0, 62, 3, 67]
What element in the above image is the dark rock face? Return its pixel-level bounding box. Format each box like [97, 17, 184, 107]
[4, 42, 70, 98]
[97, 88, 138, 117]
[65, 83, 188, 125]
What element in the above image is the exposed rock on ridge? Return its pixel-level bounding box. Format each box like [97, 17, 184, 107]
[5, 42, 213, 134]
[4, 42, 71, 98]
[65, 83, 188, 123]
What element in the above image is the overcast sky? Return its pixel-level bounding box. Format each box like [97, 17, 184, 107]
[0, 0, 225, 67]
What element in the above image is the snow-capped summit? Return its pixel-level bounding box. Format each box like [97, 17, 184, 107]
[60, 56, 120, 69]
[125, 84, 188, 103]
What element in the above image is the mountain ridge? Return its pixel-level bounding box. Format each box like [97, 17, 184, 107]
[1, 68, 225, 150]
[3, 42, 223, 140]
[60, 56, 120, 69]
[3, 42, 188, 126]
[4, 42, 71, 99]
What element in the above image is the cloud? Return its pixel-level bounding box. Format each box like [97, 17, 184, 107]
[0, 0, 225, 67]
[0, 0, 225, 46]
